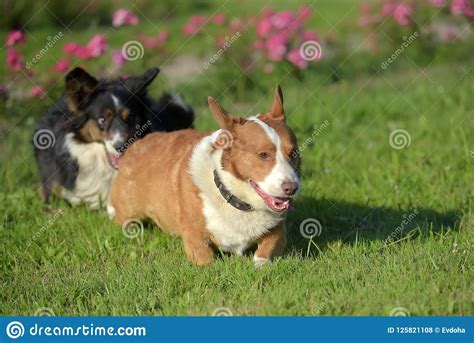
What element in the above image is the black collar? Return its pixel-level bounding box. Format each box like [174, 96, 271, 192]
[213, 170, 253, 212]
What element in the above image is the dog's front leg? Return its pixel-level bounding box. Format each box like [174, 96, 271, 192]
[182, 229, 215, 266]
[254, 222, 287, 267]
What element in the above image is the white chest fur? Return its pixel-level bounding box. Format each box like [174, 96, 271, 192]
[189, 134, 284, 255]
[62, 133, 116, 209]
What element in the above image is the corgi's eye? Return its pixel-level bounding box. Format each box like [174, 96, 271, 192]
[98, 117, 106, 125]
[258, 152, 269, 160]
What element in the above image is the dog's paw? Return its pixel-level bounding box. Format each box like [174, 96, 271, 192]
[253, 256, 271, 268]
[106, 204, 116, 219]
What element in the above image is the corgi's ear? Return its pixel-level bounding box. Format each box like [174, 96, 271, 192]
[208, 96, 233, 129]
[65, 67, 98, 111]
[268, 85, 285, 121]
[124, 67, 160, 95]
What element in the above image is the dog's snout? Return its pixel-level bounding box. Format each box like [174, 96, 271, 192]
[281, 180, 298, 196]
[112, 140, 124, 151]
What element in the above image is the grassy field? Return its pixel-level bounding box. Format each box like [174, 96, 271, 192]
[1, 1, 473, 316]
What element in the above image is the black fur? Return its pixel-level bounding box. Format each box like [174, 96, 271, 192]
[34, 67, 194, 205]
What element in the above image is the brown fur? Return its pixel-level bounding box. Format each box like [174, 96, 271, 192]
[78, 119, 107, 143]
[110, 87, 298, 265]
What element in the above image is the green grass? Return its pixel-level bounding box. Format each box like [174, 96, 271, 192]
[1, 1, 473, 316]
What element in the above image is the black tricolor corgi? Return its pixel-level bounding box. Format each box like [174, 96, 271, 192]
[34, 67, 194, 209]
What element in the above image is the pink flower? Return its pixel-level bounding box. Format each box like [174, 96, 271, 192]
[182, 23, 199, 36]
[393, 4, 412, 25]
[301, 30, 320, 42]
[7, 48, 23, 71]
[265, 35, 288, 61]
[298, 5, 312, 21]
[111, 50, 127, 67]
[112, 9, 139, 27]
[360, 3, 373, 14]
[143, 31, 169, 49]
[212, 14, 226, 25]
[358, 3, 381, 26]
[63, 42, 81, 55]
[451, 0, 466, 14]
[53, 59, 70, 73]
[182, 15, 208, 36]
[256, 18, 273, 37]
[230, 19, 244, 31]
[190, 15, 207, 26]
[63, 42, 91, 59]
[271, 11, 295, 29]
[381, 1, 397, 16]
[30, 86, 46, 98]
[429, 0, 446, 7]
[464, 6, 474, 19]
[451, 0, 474, 18]
[6, 30, 26, 46]
[287, 48, 308, 69]
[86, 35, 108, 57]
[262, 9, 275, 19]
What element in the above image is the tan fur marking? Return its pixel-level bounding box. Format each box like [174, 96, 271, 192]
[104, 108, 114, 119]
[121, 109, 130, 120]
[78, 119, 106, 143]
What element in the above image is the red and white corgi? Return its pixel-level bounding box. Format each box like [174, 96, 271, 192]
[108, 86, 300, 266]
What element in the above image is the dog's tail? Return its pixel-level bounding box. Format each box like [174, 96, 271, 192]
[147, 93, 195, 132]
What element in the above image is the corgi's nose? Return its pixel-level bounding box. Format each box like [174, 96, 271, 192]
[281, 180, 298, 196]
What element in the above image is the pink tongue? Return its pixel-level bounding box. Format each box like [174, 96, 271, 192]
[262, 195, 290, 212]
[251, 181, 291, 212]
[108, 153, 121, 169]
